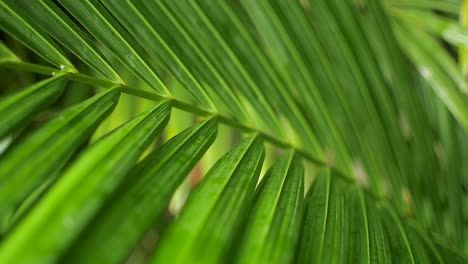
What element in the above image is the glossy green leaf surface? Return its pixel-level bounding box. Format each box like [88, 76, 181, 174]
[435, 239, 468, 263]
[0, 40, 18, 62]
[65, 118, 218, 264]
[57, 0, 170, 96]
[152, 136, 265, 264]
[0, 102, 170, 264]
[100, 0, 246, 121]
[379, 204, 416, 263]
[2, 0, 121, 82]
[394, 20, 468, 132]
[406, 224, 444, 263]
[298, 170, 341, 263]
[298, 171, 393, 263]
[0, 87, 120, 227]
[0, 75, 67, 139]
[0, 0, 465, 262]
[234, 151, 304, 264]
[0, 2, 73, 70]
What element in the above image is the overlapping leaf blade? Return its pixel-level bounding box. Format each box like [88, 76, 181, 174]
[362, 0, 442, 228]
[297, 170, 343, 263]
[200, 0, 333, 164]
[0, 0, 465, 262]
[435, 239, 468, 263]
[161, 0, 286, 137]
[379, 204, 416, 263]
[0, 102, 170, 264]
[234, 151, 304, 264]
[3, 0, 121, 82]
[366, 196, 392, 264]
[151, 136, 265, 264]
[0, 75, 67, 139]
[0, 40, 18, 62]
[65, 118, 218, 264]
[100, 0, 248, 122]
[387, 0, 460, 15]
[57, 0, 170, 96]
[0, 2, 73, 70]
[239, 0, 349, 172]
[298, 170, 393, 263]
[0, 87, 120, 227]
[406, 224, 444, 263]
[394, 19, 468, 132]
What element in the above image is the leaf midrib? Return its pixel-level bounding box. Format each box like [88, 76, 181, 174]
[1, 64, 387, 204]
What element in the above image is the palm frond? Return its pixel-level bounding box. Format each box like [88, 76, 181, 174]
[0, 0, 466, 263]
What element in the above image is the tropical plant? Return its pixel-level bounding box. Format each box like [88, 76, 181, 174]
[0, 0, 467, 263]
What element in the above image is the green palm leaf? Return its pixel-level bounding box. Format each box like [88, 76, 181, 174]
[65, 118, 217, 264]
[0, 87, 119, 227]
[0, 0, 466, 263]
[234, 151, 304, 264]
[0, 102, 170, 264]
[152, 136, 264, 264]
[0, 76, 67, 139]
[0, 2, 73, 70]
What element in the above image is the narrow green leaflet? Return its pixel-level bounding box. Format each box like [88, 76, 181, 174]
[0, 88, 120, 227]
[2, 0, 121, 82]
[297, 170, 391, 263]
[461, 0, 468, 78]
[406, 224, 444, 263]
[365, 0, 442, 221]
[237, 0, 347, 170]
[380, 204, 446, 263]
[65, 118, 218, 264]
[240, 0, 391, 192]
[297, 170, 344, 263]
[89, 91, 156, 143]
[0, 40, 56, 74]
[0, 102, 171, 264]
[0, 2, 73, 70]
[344, 187, 392, 263]
[99, 0, 239, 119]
[200, 1, 332, 166]
[0, 0, 465, 262]
[151, 136, 265, 264]
[0, 61, 57, 75]
[379, 204, 416, 263]
[0, 75, 67, 139]
[392, 7, 468, 56]
[159, 0, 285, 137]
[398, 17, 468, 97]
[318, 0, 406, 195]
[234, 151, 304, 264]
[2, 177, 53, 234]
[342, 187, 371, 264]
[331, 0, 412, 199]
[436, 103, 464, 247]
[0, 40, 18, 62]
[435, 238, 468, 263]
[58, 0, 170, 96]
[394, 22, 468, 132]
[365, 195, 392, 264]
[386, 0, 461, 15]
